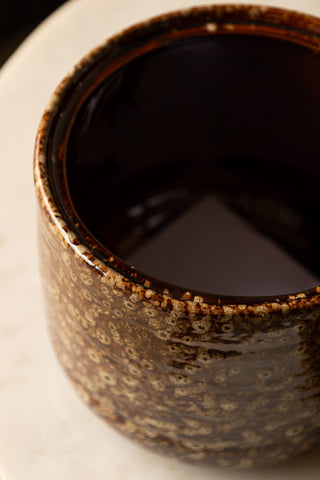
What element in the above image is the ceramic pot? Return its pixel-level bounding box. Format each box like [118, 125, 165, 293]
[34, 4, 320, 468]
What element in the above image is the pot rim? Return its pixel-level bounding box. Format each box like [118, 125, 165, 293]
[34, 3, 320, 315]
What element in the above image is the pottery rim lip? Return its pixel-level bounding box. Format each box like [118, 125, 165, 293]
[34, 3, 320, 312]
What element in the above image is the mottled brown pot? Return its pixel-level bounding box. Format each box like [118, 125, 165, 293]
[34, 4, 320, 469]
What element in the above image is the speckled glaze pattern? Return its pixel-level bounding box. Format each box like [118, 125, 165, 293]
[34, 4, 320, 469]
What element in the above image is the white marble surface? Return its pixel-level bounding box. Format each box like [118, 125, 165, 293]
[2, 0, 320, 479]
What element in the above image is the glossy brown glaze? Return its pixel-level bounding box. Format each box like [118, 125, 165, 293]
[34, 4, 320, 468]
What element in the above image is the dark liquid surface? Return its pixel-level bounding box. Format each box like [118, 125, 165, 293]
[66, 34, 320, 284]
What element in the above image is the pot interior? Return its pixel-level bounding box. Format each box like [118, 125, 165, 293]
[65, 33, 320, 285]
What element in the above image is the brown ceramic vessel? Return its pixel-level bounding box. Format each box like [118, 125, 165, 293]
[34, 4, 320, 468]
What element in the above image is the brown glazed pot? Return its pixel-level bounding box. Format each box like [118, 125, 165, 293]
[34, 4, 320, 469]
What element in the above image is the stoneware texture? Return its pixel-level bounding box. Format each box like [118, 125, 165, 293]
[34, 4, 320, 468]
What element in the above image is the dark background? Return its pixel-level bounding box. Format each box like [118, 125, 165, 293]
[0, 0, 67, 66]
